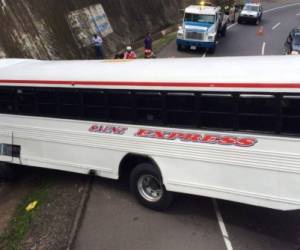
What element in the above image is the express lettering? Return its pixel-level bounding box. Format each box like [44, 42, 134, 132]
[135, 129, 257, 147]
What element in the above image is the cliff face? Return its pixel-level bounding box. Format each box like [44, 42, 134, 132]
[0, 0, 194, 59]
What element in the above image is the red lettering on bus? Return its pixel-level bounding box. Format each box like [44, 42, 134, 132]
[236, 138, 257, 147]
[219, 136, 237, 145]
[180, 133, 202, 142]
[89, 125, 128, 135]
[111, 127, 128, 135]
[135, 129, 151, 137]
[134, 128, 257, 148]
[201, 135, 219, 144]
[166, 132, 184, 140]
[89, 124, 99, 132]
[154, 130, 165, 139]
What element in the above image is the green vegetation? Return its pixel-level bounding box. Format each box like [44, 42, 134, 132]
[0, 179, 52, 250]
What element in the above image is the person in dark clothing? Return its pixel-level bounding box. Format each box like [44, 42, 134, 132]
[144, 32, 154, 58]
[144, 32, 152, 50]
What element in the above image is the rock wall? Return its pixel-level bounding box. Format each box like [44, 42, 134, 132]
[0, 0, 194, 59]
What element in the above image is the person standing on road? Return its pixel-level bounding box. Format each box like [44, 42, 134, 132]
[92, 34, 104, 59]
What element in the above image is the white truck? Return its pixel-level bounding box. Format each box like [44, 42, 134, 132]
[176, 5, 228, 54]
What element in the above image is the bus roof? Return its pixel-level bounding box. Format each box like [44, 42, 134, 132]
[0, 56, 300, 92]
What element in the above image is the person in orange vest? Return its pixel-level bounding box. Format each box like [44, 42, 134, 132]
[123, 46, 137, 59]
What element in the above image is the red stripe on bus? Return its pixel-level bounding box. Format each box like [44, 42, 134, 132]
[1, 79, 300, 88]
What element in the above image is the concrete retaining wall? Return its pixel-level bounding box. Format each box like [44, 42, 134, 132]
[0, 0, 194, 59]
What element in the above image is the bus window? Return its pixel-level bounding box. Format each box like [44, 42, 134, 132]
[200, 93, 234, 113]
[136, 91, 163, 125]
[59, 90, 82, 118]
[108, 91, 134, 122]
[82, 90, 107, 121]
[166, 92, 195, 110]
[0, 87, 16, 114]
[281, 95, 300, 134]
[281, 95, 300, 116]
[238, 94, 276, 114]
[282, 117, 300, 135]
[166, 92, 196, 127]
[238, 94, 277, 133]
[199, 93, 235, 130]
[16, 88, 37, 115]
[201, 113, 235, 130]
[37, 89, 58, 117]
[136, 91, 162, 109]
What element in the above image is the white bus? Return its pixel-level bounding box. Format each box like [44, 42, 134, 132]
[0, 56, 300, 211]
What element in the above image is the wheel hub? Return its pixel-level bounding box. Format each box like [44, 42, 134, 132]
[137, 174, 163, 202]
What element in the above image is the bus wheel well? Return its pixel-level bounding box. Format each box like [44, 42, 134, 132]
[119, 154, 160, 183]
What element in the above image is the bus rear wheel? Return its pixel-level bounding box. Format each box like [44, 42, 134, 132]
[130, 163, 173, 211]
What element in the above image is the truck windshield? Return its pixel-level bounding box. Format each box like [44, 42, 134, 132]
[243, 5, 259, 11]
[184, 13, 215, 23]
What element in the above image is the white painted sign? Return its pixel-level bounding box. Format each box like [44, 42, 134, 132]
[68, 4, 113, 48]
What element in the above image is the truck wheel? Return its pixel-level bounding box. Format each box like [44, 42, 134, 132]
[208, 45, 216, 54]
[177, 44, 183, 51]
[0, 163, 16, 181]
[130, 163, 173, 211]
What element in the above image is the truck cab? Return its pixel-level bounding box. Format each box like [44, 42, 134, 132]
[176, 5, 227, 54]
[238, 3, 263, 25]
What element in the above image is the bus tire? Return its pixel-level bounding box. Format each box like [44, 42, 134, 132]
[177, 44, 183, 51]
[0, 163, 16, 181]
[130, 163, 173, 211]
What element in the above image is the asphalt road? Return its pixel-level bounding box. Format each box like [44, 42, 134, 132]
[158, 0, 300, 58]
[74, 1, 300, 250]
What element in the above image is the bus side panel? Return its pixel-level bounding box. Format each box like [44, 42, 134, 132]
[0, 125, 123, 179]
[154, 157, 300, 211]
[15, 138, 123, 179]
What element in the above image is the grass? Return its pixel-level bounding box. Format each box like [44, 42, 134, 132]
[136, 31, 177, 58]
[0, 178, 52, 250]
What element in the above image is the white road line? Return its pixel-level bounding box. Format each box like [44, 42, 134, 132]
[272, 22, 281, 30]
[296, 13, 300, 16]
[262, 42, 266, 55]
[227, 23, 237, 30]
[213, 199, 233, 250]
[264, 3, 300, 14]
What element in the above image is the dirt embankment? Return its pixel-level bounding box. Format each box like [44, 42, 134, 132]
[0, 0, 194, 59]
